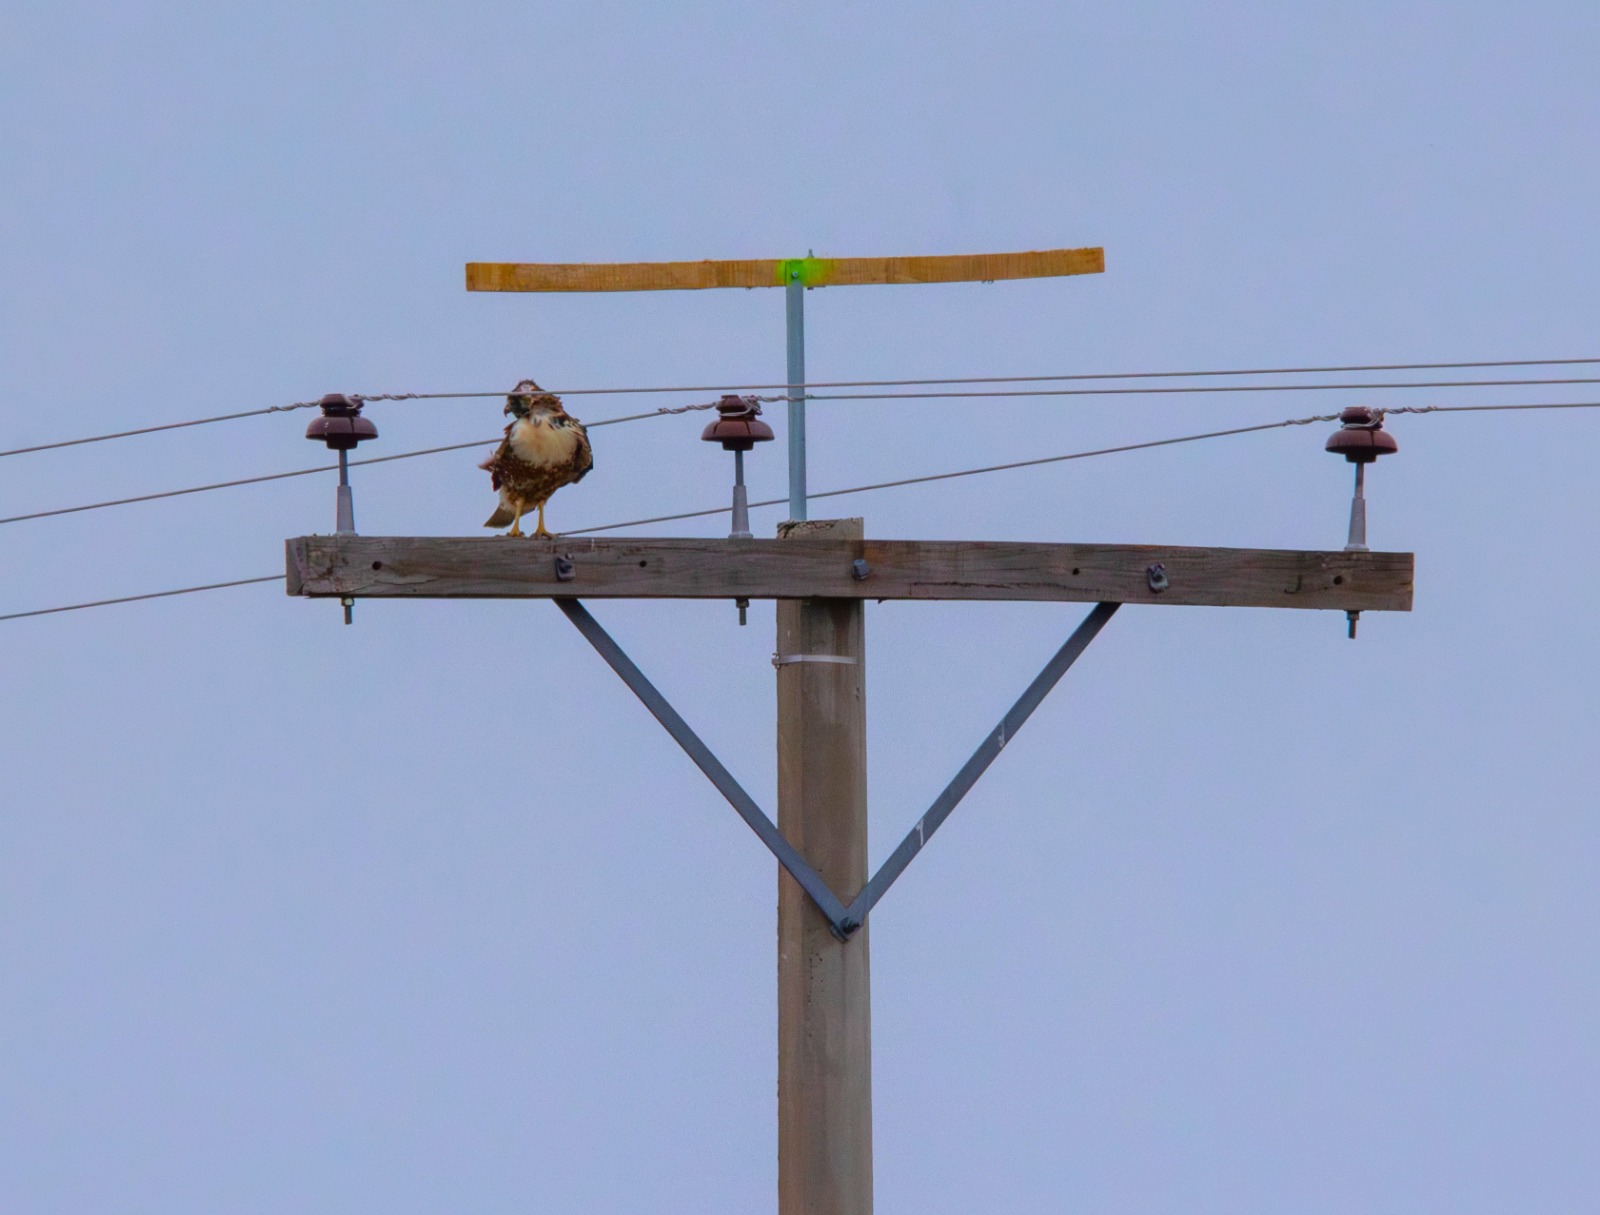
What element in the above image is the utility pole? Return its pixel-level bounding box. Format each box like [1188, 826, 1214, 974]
[289, 530, 1413, 1211]
[776, 517, 870, 1214]
[285, 245, 1418, 1210]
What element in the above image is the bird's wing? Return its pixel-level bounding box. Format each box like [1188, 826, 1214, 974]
[570, 422, 594, 483]
[479, 423, 516, 488]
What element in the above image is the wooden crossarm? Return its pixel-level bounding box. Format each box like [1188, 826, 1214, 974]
[465, 247, 1105, 293]
[287, 536, 1413, 613]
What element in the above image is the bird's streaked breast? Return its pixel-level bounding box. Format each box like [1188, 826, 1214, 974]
[509, 417, 583, 466]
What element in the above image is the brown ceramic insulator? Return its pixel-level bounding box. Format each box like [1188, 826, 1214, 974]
[306, 395, 379, 450]
[701, 394, 776, 452]
[1325, 406, 1398, 463]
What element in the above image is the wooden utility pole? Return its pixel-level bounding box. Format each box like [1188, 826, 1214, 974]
[288, 528, 1413, 1211]
[283, 244, 1420, 1211]
[776, 518, 872, 1215]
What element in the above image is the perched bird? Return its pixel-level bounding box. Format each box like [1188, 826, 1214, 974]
[480, 380, 593, 537]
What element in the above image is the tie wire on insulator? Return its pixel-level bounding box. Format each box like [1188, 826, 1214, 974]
[305, 394, 379, 624]
[1325, 406, 1399, 639]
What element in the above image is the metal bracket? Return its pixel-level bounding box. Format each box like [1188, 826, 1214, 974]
[556, 598, 852, 931]
[557, 596, 1118, 940]
[772, 653, 858, 667]
[842, 601, 1119, 933]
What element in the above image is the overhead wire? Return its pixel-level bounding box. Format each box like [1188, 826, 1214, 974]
[3, 398, 1598, 529]
[0, 399, 730, 526]
[801, 376, 1600, 402]
[706, 355, 1600, 388]
[4, 397, 1597, 623]
[300, 358, 1600, 400]
[7, 355, 1600, 460]
[0, 403, 315, 459]
[0, 392, 732, 464]
[565, 413, 1349, 535]
[0, 577, 281, 623]
[566, 400, 1600, 533]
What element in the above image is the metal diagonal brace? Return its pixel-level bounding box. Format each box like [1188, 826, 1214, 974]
[555, 598, 855, 932]
[842, 601, 1120, 935]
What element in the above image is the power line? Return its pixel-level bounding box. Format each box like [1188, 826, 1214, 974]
[0, 394, 731, 462]
[0, 576, 281, 623]
[433, 356, 1600, 400]
[566, 414, 1346, 535]
[7, 397, 1594, 623]
[802, 376, 1600, 403]
[0, 462, 366, 526]
[7, 355, 1600, 461]
[0, 404, 315, 459]
[731, 355, 1600, 389]
[3, 398, 1596, 530]
[570, 400, 1600, 533]
[0, 400, 730, 526]
[277, 356, 1600, 400]
[1386, 400, 1600, 416]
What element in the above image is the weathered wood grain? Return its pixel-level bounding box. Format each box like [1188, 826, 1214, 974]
[824, 247, 1103, 286]
[464, 247, 1104, 293]
[285, 536, 1414, 611]
[467, 258, 778, 292]
[776, 520, 873, 1215]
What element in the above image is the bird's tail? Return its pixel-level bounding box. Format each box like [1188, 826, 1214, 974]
[484, 506, 515, 528]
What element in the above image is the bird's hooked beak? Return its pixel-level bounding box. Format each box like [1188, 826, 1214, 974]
[506, 380, 541, 418]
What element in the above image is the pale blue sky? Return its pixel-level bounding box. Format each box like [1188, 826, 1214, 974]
[3, 3, 1598, 1212]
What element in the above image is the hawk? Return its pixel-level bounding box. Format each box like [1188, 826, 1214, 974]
[481, 380, 594, 537]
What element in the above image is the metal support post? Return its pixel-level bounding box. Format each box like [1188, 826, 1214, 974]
[847, 601, 1119, 927]
[730, 449, 752, 540]
[335, 449, 356, 535]
[733, 446, 753, 625]
[785, 275, 807, 522]
[777, 518, 870, 1215]
[336, 449, 355, 623]
[1345, 462, 1368, 553]
[554, 597, 852, 929]
[1344, 463, 1367, 638]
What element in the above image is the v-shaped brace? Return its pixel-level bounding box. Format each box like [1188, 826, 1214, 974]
[557, 598, 1118, 939]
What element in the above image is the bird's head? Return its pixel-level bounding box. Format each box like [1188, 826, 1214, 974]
[506, 379, 556, 419]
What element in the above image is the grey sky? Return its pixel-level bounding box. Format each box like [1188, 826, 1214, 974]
[3, 2, 1598, 1211]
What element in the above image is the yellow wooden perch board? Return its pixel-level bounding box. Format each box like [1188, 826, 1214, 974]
[465, 247, 1105, 293]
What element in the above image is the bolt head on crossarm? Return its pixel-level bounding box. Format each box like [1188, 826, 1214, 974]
[306, 394, 379, 451]
[701, 395, 775, 451]
[1326, 406, 1398, 463]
